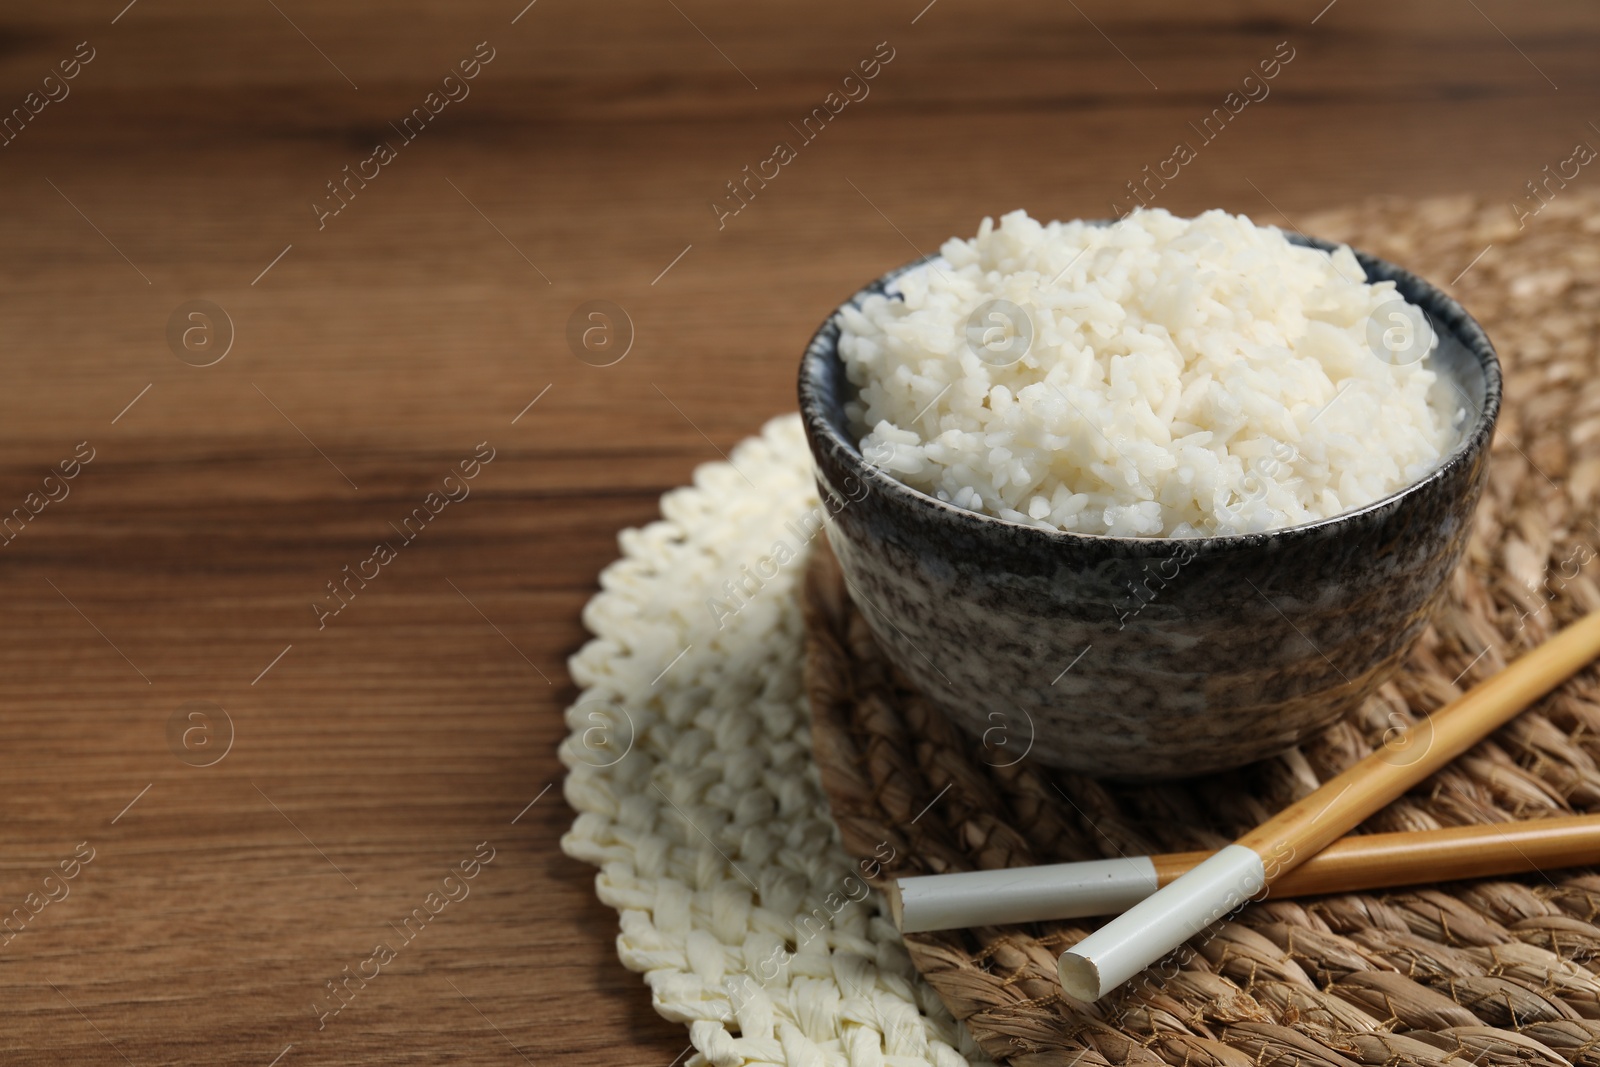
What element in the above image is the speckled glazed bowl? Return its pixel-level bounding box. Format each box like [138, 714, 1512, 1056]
[798, 237, 1501, 780]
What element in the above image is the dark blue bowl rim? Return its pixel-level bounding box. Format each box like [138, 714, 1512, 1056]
[798, 229, 1503, 551]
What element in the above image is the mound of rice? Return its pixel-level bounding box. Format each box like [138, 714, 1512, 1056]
[837, 208, 1464, 538]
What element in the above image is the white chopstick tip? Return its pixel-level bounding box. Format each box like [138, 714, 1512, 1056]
[1054, 844, 1265, 1000]
[895, 856, 1160, 932]
[1058, 952, 1103, 1001]
[884, 878, 905, 929]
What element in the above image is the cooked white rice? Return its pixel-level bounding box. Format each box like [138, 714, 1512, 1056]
[838, 208, 1463, 538]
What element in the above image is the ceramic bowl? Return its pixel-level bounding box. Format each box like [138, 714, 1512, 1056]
[798, 236, 1501, 780]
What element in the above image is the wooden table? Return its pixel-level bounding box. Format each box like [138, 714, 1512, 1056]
[1, 1, 1596, 1063]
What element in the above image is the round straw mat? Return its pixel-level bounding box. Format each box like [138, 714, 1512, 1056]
[802, 191, 1600, 1067]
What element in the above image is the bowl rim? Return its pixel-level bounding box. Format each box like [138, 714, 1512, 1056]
[798, 227, 1503, 551]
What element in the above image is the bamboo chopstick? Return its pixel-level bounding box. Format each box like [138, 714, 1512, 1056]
[887, 814, 1600, 933]
[1057, 610, 1600, 1001]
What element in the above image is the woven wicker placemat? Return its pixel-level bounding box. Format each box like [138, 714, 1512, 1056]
[801, 191, 1600, 1067]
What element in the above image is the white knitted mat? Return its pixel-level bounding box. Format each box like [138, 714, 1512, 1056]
[560, 414, 991, 1067]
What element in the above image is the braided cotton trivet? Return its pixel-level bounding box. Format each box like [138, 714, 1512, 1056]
[802, 191, 1600, 1067]
[560, 414, 990, 1067]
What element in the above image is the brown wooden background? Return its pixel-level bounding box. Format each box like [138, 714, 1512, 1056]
[0, 1, 1597, 1063]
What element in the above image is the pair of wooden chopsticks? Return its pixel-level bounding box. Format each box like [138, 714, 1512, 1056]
[884, 611, 1600, 1003]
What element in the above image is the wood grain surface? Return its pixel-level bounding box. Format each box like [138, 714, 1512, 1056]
[0, 1, 1597, 1064]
